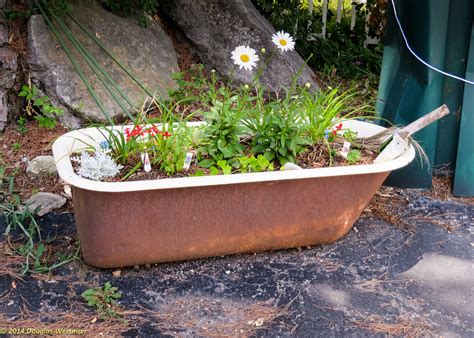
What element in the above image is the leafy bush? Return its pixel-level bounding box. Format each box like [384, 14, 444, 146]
[252, 0, 384, 80]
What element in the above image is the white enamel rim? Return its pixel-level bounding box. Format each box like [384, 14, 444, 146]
[52, 120, 416, 192]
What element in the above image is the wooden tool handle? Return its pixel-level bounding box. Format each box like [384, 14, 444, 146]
[398, 104, 450, 139]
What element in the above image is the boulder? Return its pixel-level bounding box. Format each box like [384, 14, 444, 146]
[26, 155, 57, 177]
[0, 46, 17, 131]
[27, 0, 179, 127]
[24, 192, 66, 216]
[0, 21, 7, 47]
[161, 0, 318, 92]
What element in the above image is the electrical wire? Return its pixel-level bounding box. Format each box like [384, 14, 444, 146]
[391, 0, 474, 85]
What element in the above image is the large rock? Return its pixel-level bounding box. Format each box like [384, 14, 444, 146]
[0, 43, 18, 131]
[26, 155, 57, 177]
[161, 0, 318, 92]
[0, 21, 7, 47]
[27, 0, 179, 127]
[24, 192, 66, 216]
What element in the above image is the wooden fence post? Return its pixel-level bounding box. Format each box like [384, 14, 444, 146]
[321, 0, 328, 39]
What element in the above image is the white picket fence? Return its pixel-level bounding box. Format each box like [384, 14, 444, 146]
[307, 0, 379, 47]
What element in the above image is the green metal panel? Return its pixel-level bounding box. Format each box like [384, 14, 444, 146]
[376, 0, 473, 192]
[453, 22, 474, 196]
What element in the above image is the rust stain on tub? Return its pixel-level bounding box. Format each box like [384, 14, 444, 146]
[72, 172, 389, 268]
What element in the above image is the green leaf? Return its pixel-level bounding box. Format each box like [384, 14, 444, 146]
[33, 98, 44, 106]
[82, 289, 95, 297]
[36, 243, 45, 257]
[198, 159, 215, 168]
[171, 71, 184, 80]
[191, 170, 205, 177]
[42, 104, 52, 114]
[217, 160, 232, 175]
[209, 166, 219, 175]
[257, 155, 270, 169]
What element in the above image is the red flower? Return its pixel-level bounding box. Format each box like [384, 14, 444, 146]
[331, 123, 343, 137]
[124, 125, 172, 141]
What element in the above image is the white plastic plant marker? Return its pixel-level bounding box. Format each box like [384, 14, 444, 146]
[183, 152, 194, 170]
[374, 133, 410, 164]
[141, 152, 151, 173]
[340, 141, 351, 159]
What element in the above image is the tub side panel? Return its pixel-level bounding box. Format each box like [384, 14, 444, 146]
[72, 172, 388, 268]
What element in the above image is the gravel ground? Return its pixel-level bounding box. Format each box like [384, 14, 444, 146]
[0, 188, 472, 336]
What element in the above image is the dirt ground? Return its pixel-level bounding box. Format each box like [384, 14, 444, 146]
[0, 183, 472, 336]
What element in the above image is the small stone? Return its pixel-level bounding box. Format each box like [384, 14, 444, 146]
[63, 184, 72, 198]
[23, 192, 66, 216]
[7, 300, 14, 306]
[112, 270, 121, 277]
[281, 162, 302, 170]
[26, 155, 57, 177]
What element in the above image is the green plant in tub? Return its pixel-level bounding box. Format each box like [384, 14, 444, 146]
[72, 29, 374, 182]
[239, 155, 274, 173]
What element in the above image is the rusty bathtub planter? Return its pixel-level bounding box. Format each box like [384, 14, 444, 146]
[52, 121, 415, 268]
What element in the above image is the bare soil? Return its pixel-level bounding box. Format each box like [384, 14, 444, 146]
[0, 123, 68, 200]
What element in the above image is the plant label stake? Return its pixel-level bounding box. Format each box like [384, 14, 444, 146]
[183, 152, 194, 171]
[340, 141, 351, 159]
[141, 152, 151, 173]
[374, 105, 450, 163]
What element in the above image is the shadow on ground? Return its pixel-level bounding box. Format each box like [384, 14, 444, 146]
[0, 189, 473, 336]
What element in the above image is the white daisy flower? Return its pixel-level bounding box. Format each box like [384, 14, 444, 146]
[231, 46, 259, 71]
[272, 31, 295, 52]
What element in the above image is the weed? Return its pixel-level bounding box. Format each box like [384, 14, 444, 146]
[169, 64, 210, 105]
[0, 161, 79, 274]
[82, 282, 123, 320]
[11, 143, 22, 152]
[17, 116, 28, 134]
[18, 84, 64, 128]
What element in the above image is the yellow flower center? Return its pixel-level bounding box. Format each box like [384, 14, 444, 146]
[240, 54, 250, 63]
[279, 39, 287, 46]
